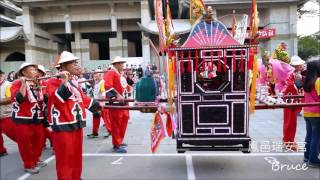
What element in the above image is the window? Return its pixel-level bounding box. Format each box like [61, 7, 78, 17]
[123, 31, 142, 57]
[82, 32, 116, 60]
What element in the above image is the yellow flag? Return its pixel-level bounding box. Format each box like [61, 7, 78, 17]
[189, 0, 206, 25]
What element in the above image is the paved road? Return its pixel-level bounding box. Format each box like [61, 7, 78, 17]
[1, 109, 319, 180]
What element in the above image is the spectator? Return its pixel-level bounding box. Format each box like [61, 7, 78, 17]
[303, 58, 320, 167]
[0, 70, 16, 157]
[7, 71, 15, 82]
[136, 64, 143, 79]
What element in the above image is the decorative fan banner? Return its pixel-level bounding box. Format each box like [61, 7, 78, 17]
[150, 111, 166, 153]
[182, 20, 240, 48]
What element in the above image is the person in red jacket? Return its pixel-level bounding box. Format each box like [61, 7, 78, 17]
[0, 70, 16, 157]
[10, 63, 46, 174]
[104, 56, 130, 153]
[46, 51, 101, 180]
[37, 65, 53, 150]
[282, 56, 305, 151]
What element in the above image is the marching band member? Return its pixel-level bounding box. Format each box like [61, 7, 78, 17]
[271, 43, 304, 151]
[280, 55, 305, 151]
[0, 70, 16, 157]
[87, 69, 111, 138]
[104, 56, 130, 153]
[46, 51, 101, 180]
[37, 65, 53, 150]
[10, 63, 46, 174]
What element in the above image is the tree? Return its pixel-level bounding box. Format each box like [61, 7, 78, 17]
[298, 33, 320, 60]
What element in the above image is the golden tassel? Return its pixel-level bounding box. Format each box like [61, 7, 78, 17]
[167, 58, 175, 113]
[250, 55, 258, 113]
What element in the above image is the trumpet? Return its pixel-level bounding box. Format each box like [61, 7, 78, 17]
[25, 70, 108, 82]
[25, 74, 61, 82]
[78, 79, 94, 84]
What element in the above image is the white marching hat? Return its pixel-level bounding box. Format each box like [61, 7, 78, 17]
[111, 56, 126, 64]
[57, 51, 79, 64]
[290, 55, 305, 66]
[38, 65, 46, 74]
[18, 62, 37, 75]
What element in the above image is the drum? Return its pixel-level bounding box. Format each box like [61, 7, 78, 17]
[135, 77, 158, 102]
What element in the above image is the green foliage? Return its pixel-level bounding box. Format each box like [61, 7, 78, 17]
[298, 34, 320, 60]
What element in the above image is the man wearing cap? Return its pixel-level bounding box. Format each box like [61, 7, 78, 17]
[46, 51, 101, 180]
[104, 56, 130, 153]
[10, 63, 46, 174]
[87, 69, 111, 138]
[281, 55, 306, 151]
[0, 70, 16, 157]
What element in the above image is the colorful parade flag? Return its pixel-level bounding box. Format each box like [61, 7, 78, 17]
[231, 10, 237, 37]
[249, 0, 259, 42]
[248, 0, 260, 113]
[154, 0, 166, 54]
[189, 0, 206, 25]
[149, 39, 161, 72]
[150, 111, 166, 153]
[165, 0, 175, 49]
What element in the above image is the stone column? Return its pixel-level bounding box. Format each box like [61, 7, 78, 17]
[122, 39, 128, 57]
[22, 6, 36, 63]
[289, 4, 298, 56]
[109, 23, 123, 60]
[267, 5, 297, 56]
[72, 23, 83, 65]
[141, 0, 151, 64]
[48, 40, 57, 67]
[64, 14, 72, 52]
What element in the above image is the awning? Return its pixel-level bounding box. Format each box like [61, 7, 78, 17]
[0, 14, 22, 26]
[0, 0, 22, 15]
[138, 19, 191, 35]
[0, 26, 28, 43]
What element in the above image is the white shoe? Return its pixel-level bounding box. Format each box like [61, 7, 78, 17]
[36, 160, 47, 168]
[24, 167, 40, 174]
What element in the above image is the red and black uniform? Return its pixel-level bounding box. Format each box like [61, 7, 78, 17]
[46, 77, 100, 180]
[40, 80, 53, 149]
[0, 80, 16, 155]
[282, 73, 301, 146]
[10, 80, 45, 169]
[104, 68, 129, 148]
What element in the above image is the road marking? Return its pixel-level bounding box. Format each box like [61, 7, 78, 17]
[83, 152, 303, 157]
[186, 155, 196, 180]
[17, 155, 55, 180]
[16, 152, 304, 180]
[111, 157, 124, 165]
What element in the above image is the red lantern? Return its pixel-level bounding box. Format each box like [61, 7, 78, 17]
[233, 49, 237, 73]
[210, 51, 214, 71]
[217, 50, 221, 72]
[180, 51, 184, 73]
[195, 50, 199, 72]
[188, 50, 192, 72]
[240, 49, 245, 72]
[223, 50, 227, 72]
